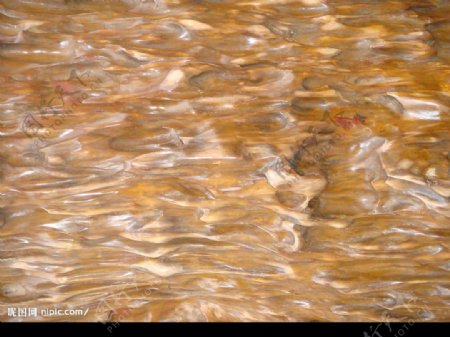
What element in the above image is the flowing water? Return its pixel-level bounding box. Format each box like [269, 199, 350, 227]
[0, 0, 449, 322]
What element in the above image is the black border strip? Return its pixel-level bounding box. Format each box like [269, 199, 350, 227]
[0, 322, 448, 336]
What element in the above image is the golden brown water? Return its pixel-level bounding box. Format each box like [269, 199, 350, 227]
[0, 0, 449, 322]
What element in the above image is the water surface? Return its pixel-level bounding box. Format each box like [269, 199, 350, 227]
[0, 0, 449, 322]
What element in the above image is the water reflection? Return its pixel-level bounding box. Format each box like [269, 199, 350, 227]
[0, 0, 449, 322]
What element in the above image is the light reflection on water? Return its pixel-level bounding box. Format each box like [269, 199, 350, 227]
[0, 0, 449, 322]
